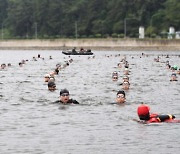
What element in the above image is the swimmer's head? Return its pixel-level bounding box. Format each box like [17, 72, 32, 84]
[48, 81, 56, 91]
[137, 104, 150, 120]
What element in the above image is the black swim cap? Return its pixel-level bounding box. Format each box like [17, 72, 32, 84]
[48, 81, 56, 87]
[60, 89, 69, 95]
[117, 90, 125, 97]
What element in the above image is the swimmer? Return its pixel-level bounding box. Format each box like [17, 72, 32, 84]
[124, 68, 129, 75]
[177, 69, 180, 75]
[48, 81, 56, 91]
[44, 74, 50, 82]
[122, 76, 129, 82]
[54, 68, 59, 75]
[112, 71, 118, 81]
[115, 90, 126, 104]
[137, 104, 177, 123]
[1, 64, 6, 69]
[170, 73, 178, 81]
[117, 63, 122, 68]
[7, 63, 12, 67]
[122, 81, 130, 90]
[19, 62, 23, 67]
[55, 89, 79, 105]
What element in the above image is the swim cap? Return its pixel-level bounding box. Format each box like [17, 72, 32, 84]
[173, 65, 178, 70]
[60, 89, 69, 95]
[117, 90, 126, 97]
[48, 81, 56, 87]
[171, 73, 177, 76]
[137, 104, 150, 116]
[123, 76, 129, 79]
[44, 74, 50, 78]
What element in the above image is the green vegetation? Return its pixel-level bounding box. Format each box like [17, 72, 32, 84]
[0, 0, 179, 39]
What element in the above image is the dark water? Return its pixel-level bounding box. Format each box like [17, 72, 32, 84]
[0, 50, 180, 154]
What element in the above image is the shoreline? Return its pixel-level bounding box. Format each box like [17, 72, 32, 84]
[0, 39, 180, 51]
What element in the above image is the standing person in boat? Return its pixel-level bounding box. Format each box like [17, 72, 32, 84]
[55, 89, 79, 105]
[137, 104, 177, 123]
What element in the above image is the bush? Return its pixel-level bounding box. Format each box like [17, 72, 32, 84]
[112, 33, 118, 38]
[95, 33, 102, 38]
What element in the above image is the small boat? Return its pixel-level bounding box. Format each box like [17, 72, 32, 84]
[62, 49, 93, 55]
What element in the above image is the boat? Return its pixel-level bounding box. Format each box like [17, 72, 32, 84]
[62, 49, 93, 55]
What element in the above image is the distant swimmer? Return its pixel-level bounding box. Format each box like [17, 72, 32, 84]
[112, 71, 118, 81]
[136, 104, 180, 124]
[44, 74, 50, 82]
[55, 89, 79, 105]
[124, 68, 129, 75]
[122, 81, 130, 90]
[1, 64, 6, 69]
[177, 69, 180, 75]
[48, 81, 56, 92]
[170, 73, 178, 81]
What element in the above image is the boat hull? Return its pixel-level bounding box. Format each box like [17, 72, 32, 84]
[62, 51, 93, 55]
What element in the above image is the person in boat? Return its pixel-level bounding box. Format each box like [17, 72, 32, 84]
[112, 90, 126, 104]
[170, 73, 178, 81]
[137, 104, 176, 123]
[72, 47, 77, 53]
[55, 89, 79, 105]
[48, 81, 56, 91]
[80, 47, 85, 52]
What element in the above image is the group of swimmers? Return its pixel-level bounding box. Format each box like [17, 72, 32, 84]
[0, 54, 51, 69]
[44, 55, 74, 92]
[154, 55, 179, 81]
[1, 52, 179, 123]
[43, 54, 79, 104]
[109, 53, 179, 123]
[139, 54, 179, 123]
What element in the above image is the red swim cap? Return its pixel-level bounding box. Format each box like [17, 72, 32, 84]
[137, 104, 150, 116]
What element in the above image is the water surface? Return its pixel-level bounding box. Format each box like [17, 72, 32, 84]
[0, 50, 180, 154]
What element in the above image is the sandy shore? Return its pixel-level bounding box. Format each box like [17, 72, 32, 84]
[0, 39, 180, 51]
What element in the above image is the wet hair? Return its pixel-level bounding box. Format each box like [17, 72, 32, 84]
[117, 90, 125, 97]
[60, 89, 69, 96]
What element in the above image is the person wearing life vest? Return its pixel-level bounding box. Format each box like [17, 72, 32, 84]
[137, 104, 176, 123]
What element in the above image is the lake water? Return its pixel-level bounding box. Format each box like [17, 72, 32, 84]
[0, 50, 180, 154]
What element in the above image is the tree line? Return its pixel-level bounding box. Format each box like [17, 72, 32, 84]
[0, 0, 179, 39]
